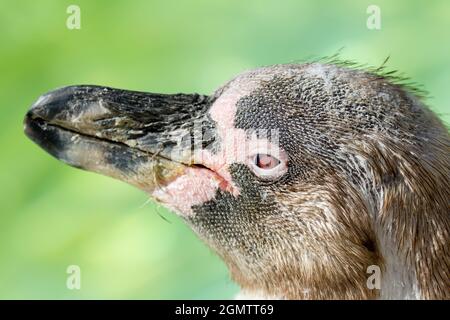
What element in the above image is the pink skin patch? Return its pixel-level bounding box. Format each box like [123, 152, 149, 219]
[151, 76, 288, 217]
[152, 167, 224, 216]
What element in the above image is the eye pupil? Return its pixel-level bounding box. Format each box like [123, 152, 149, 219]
[255, 154, 280, 169]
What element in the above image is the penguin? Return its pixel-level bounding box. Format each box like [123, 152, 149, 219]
[24, 62, 450, 299]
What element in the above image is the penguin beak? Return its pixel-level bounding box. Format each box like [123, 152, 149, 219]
[24, 85, 213, 192]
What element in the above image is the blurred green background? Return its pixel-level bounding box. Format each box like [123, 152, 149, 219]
[0, 0, 448, 299]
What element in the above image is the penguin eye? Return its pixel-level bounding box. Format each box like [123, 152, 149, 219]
[249, 153, 286, 180]
[255, 153, 280, 169]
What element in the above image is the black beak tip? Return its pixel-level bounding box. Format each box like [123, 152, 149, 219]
[23, 91, 50, 143]
[23, 92, 71, 161]
[24, 85, 81, 141]
[23, 85, 107, 164]
[26, 86, 81, 122]
[23, 111, 65, 159]
[23, 110, 36, 140]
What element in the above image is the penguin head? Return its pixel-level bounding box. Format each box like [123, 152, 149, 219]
[24, 63, 450, 299]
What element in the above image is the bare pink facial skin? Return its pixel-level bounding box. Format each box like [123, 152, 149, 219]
[151, 72, 288, 217]
[151, 166, 226, 215]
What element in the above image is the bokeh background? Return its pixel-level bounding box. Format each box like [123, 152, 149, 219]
[0, 0, 448, 299]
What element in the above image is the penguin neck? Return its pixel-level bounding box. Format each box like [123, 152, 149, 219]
[369, 141, 450, 299]
[373, 180, 449, 300]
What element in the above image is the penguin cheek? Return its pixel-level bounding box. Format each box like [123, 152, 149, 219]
[151, 166, 224, 217]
